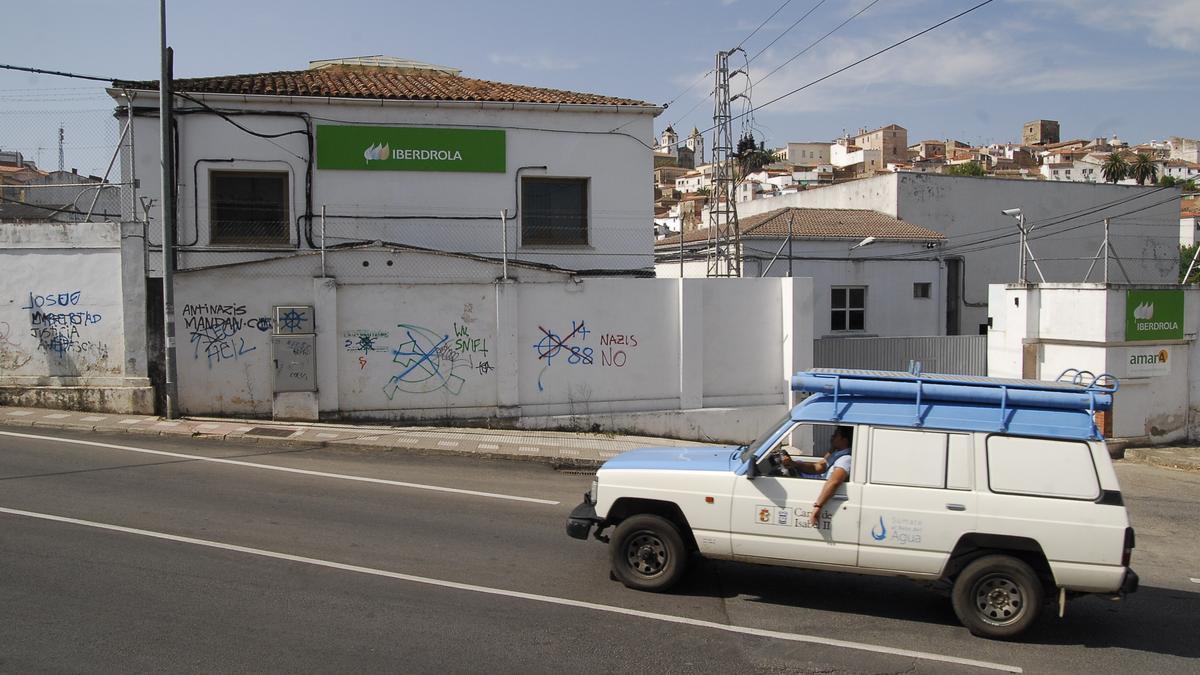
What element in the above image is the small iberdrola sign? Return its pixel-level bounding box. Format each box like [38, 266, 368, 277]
[1125, 289, 1184, 342]
[316, 125, 506, 173]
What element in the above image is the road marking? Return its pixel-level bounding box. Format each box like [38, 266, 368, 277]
[5, 410, 33, 416]
[478, 443, 500, 451]
[44, 413, 71, 419]
[80, 416, 107, 422]
[195, 423, 221, 431]
[0, 430, 558, 506]
[316, 433, 340, 439]
[437, 440, 459, 448]
[1191, 578, 1200, 584]
[518, 446, 541, 454]
[117, 419, 143, 425]
[0, 506, 1020, 674]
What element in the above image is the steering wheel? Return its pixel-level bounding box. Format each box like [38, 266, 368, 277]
[767, 449, 796, 477]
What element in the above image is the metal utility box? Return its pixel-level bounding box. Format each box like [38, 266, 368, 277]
[273, 335, 317, 393]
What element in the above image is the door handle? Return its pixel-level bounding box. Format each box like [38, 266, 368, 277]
[829, 495, 849, 501]
[945, 503, 966, 511]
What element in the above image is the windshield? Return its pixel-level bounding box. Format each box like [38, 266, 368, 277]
[738, 411, 795, 463]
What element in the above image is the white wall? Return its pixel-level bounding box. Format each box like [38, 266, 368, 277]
[172, 249, 814, 442]
[120, 92, 657, 275]
[0, 221, 151, 412]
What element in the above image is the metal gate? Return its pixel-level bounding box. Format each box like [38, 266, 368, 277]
[814, 335, 987, 375]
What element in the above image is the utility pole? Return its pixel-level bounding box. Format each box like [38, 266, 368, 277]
[705, 49, 743, 278]
[159, 0, 180, 419]
[57, 126, 64, 172]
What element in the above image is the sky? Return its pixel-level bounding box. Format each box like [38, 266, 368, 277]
[2, 0, 1197, 176]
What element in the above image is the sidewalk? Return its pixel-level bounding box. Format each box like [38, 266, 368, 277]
[0, 405, 705, 469]
[1120, 443, 1200, 472]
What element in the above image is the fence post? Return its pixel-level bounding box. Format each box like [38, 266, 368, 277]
[500, 208, 509, 281]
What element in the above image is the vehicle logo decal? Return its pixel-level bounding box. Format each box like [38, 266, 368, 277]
[870, 515, 888, 541]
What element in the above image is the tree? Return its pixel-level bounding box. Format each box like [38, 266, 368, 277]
[1101, 152, 1128, 183]
[696, 186, 710, 197]
[1159, 175, 1177, 187]
[1180, 178, 1197, 192]
[944, 161, 985, 177]
[1130, 153, 1158, 186]
[1181, 244, 1200, 283]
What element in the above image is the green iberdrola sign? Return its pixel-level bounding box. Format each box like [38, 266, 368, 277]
[316, 125, 505, 173]
[1125, 289, 1184, 341]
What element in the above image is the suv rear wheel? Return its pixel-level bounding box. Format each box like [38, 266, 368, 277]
[951, 554, 1043, 639]
[609, 514, 687, 592]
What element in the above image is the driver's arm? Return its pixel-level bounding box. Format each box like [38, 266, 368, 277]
[808, 467, 849, 526]
[782, 453, 827, 474]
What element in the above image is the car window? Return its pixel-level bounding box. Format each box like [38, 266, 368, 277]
[869, 428, 947, 488]
[987, 435, 1099, 500]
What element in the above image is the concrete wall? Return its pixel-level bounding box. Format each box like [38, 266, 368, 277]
[119, 93, 657, 275]
[738, 174, 1180, 335]
[987, 283, 1200, 445]
[172, 248, 813, 443]
[0, 221, 152, 412]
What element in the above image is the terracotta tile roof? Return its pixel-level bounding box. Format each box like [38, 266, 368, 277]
[114, 67, 655, 107]
[655, 207, 944, 247]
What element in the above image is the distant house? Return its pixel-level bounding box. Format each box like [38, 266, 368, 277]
[655, 207, 947, 337]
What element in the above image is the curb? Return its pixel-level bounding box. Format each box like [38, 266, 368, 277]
[0, 417, 606, 471]
[1120, 448, 1200, 473]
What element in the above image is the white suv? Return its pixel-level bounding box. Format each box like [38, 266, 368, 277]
[567, 369, 1137, 639]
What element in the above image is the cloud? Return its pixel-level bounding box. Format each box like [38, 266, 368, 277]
[487, 52, 582, 72]
[1016, 0, 1200, 52]
[742, 21, 1189, 117]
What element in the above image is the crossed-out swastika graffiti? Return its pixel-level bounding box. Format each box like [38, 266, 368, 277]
[383, 324, 468, 399]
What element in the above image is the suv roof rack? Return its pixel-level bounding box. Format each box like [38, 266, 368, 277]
[791, 367, 1117, 435]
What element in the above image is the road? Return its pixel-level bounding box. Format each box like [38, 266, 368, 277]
[1, 426, 1197, 674]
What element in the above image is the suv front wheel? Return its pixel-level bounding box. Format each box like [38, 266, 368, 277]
[609, 514, 687, 592]
[951, 554, 1044, 639]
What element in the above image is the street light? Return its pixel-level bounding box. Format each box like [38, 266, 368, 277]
[1001, 207, 1045, 283]
[850, 236, 876, 250]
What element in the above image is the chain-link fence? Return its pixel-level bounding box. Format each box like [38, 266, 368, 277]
[0, 85, 129, 224]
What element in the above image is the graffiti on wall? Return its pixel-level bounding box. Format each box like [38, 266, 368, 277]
[343, 313, 493, 400]
[0, 321, 33, 370]
[183, 303, 273, 368]
[21, 290, 111, 363]
[532, 319, 639, 391]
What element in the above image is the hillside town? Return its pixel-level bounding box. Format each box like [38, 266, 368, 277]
[652, 121, 1200, 236]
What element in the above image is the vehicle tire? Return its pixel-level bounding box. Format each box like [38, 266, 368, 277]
[951, 554, 1044, 639]
[609, 514, 688, 592]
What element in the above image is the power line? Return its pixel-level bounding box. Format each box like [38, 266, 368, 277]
[746, 0, 829, 65]
[0, 63, 116, 83]
[756, 0, 881, 85]
[738, 0, 996, 122]
[734, 0, 795, 50]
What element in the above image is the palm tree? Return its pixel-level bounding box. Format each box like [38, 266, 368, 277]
[1101, 152, 1128, 184]
[1130, 153, 1158, 186]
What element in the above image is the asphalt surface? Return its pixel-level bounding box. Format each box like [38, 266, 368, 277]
[1, 426, 1197, 674]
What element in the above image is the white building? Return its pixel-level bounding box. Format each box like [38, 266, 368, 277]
[831, 139, 882, 174]
[776, 142, 831, 165]
[110, 56, 662, 275]
[655, 207, 948, 337]
[733, 173, 1180, 335]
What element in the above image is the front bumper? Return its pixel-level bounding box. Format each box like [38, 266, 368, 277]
[566, 494, 604, 540]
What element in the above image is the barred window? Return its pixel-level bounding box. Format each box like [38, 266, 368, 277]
[522, 177, 588, 246]
[209, 171, 290, 245]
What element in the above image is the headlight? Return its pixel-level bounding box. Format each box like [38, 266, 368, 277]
[590, 479, 599, 503]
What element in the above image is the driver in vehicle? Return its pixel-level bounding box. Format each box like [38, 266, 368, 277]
[780, 426, 853, 526]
